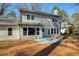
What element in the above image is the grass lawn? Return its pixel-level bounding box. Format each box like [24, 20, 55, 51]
[49, 34, 79, 56]
[0, 35, 78, 56]
[0, 41, 11, 49]
[70, 35, 79, 39]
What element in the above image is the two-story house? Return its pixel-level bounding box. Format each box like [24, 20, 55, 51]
[0, 9, 61, 40]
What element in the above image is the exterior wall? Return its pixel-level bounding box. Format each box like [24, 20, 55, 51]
[21, 12, 61, 36]
[20, 26, 43, 40]
[22, 12, 61, 27]
[0, 12, 61, 40]
[0, 25, 43, 40]
[43, 27, 60, 37]
[0, 25, 19, 40]
[43, 28, 50, 37]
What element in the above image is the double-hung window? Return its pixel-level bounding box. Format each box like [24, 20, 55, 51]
[27, 14, 34, 20]
[37, 28, 39, 35]
[52, 17, 57, 22]
[8, 28, 12, 36]
[27, 14, 30, 20]
[31, 15, 34, 20]
[54, 28, 56, 34]
[57, 28, 59, 34]
[51, 28, 53, 34]
[52, 18, 54, 22]
[55, 18, 57, 22]
[23, 27, 27, 36]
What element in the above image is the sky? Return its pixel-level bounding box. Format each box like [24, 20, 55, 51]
[2, 3, 77, 18]
[41, 3, 76, 16]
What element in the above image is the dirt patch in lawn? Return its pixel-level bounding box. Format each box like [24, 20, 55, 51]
[0, 36, 79, 56]
[0, 41, 12, 49]
[0, 40, 51, 56]
[48, 39, 79, 56]
[0, 40, 35, 50]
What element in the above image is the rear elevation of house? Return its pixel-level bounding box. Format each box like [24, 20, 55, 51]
[0, 10, 61, 40]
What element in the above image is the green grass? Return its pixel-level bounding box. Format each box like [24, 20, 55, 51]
[70, 34, 79, 40]
[0, 41, 10, 49]
[66, 33, 79, 40]
[71, 36, 79, 39]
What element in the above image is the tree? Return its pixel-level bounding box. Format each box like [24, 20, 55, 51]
[72, 12, 79, 21]
[0, 3, 21, 17]
[52, 6, 60, 13]
[19, 3, 29, 11]
[0, 3, 13, 15]
[71, 12, 79, 28]
[0, 3, 6, 15]
[6, 11, 16, 17]
[31, 3, 42, 11]
[52, 6, 70, 22]
[59, 10, 70, 22]
[74, 3, 79, 12]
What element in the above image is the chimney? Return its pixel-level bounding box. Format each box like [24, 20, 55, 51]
[53, 9, 59, 15]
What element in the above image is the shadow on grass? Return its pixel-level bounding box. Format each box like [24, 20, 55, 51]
[33, 35, 69, 56]
[0, 46, 10, 50]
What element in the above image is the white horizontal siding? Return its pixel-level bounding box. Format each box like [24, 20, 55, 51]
[0, 26, 19, 40]
[22, 13, 60, 28]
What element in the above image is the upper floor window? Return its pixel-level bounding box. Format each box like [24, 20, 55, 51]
[55, 18, 57, 22]
[52, 18, 54, 22]
[27, 14, 30, 20]
[52, 17, 57, 22]
[31, 15, 34, 20]
[27, 14, 34, 20]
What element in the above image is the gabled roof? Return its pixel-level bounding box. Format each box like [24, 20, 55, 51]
[19, 9, 61, 17]
[0, 16, 20, 25]
[0, 16, 44, 26]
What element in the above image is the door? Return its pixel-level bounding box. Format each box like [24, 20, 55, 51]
[48, 29, 50, 36]
[42, 28, 45, 37]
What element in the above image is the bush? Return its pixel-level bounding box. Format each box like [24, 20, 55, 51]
[68, 26, 73, 35]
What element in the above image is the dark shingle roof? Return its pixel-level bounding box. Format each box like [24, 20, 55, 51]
[0, 16, 44, 26]
[19, 9, 61, 17]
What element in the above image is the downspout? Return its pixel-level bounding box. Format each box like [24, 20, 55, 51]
[0, 3, 5, 15]
[19, 10, 22, 40]
[60, 16, 62, 35]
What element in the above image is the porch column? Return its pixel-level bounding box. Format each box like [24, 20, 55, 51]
[53, 28, 55, 35]
[50, 28, 51, 36]
[59, 28, 60, 35]
[55, 28, 57, 34]
[40, 28, 42, 38]
[35, 28, 37, 35]
[27, 27, 28, 36]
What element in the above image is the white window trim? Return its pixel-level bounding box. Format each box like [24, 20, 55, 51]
[7, 27, 13, 36]
[54, 28, 56, 34]
[31, 14, 35, 20]
[26, 13, 30, 20]
[52, 17, 54, 22]
[22, 27, 40, 36]
[57, 28, 59, 34]
[55, 17, 57, 22]
[26, 13, 35, 20]
[51, 28, 54, 34]
[23, 27, 27, 36]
